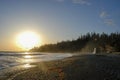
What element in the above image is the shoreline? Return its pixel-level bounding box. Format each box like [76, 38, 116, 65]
[0, 54, 120, 80]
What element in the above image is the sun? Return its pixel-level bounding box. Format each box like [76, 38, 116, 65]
[16, 31, 41, 51]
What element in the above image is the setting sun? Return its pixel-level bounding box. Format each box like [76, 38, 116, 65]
[16, 31, 41, 50]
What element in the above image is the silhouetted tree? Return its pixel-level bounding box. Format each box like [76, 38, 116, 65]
[30, 32, 120, 53]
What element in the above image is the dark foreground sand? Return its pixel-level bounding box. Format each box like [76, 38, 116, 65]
[0, 54, 120, 80]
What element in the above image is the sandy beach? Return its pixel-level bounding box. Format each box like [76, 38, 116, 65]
[0, 54, 120, 80]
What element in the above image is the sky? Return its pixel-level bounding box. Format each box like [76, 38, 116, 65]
[0, 0, 120, 51]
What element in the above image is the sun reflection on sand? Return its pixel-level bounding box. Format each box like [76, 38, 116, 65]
[23, 63, 36, 68]
[24, 55, 32, 59]
[23, 64, 31, 68]
[24, 52, 30, 54]
[22, 54, 35, 63]
[22, 53, 36, 68]
[24, 59, 33, 63]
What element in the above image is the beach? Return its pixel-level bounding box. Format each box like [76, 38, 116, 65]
[0, 54, 120, 80]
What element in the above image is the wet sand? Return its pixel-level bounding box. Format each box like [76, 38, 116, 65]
[0, 54, 120, 80]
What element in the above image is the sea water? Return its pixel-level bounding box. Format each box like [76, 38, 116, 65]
[0, 52, 73, 70]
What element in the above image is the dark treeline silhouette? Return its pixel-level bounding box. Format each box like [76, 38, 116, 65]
[30, 32, 120, 53]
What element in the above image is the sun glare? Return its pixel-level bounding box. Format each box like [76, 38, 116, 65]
[16, 31, 41, 50]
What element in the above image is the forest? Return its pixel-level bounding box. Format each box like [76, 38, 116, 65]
[30, 32, 120, 53]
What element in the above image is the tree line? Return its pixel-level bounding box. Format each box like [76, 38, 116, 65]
[30, 32, 120, 53]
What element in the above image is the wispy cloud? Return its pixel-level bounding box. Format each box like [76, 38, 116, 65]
[55, 0, 91, 5]
[104, 19, 115, 26]
[100, 11, 109, 18]
[72, 0, 91, 5]
[100, 11, 115, 26]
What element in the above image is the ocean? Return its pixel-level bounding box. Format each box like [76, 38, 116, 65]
[0, 52, 73, 70]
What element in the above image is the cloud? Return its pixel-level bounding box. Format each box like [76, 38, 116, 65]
[72, 0, 91, 5]
[100, 11, 115, 26]
[100, 11, 109, 18]
[104, 19, 115, 26]
[55, 0, 91, 5]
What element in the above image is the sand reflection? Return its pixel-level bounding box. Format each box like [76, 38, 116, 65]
[24, 55, 32, 59]
[22, 53, 36, 68]
[22, 55, 34, 63]
[23, 64, 31, 68]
